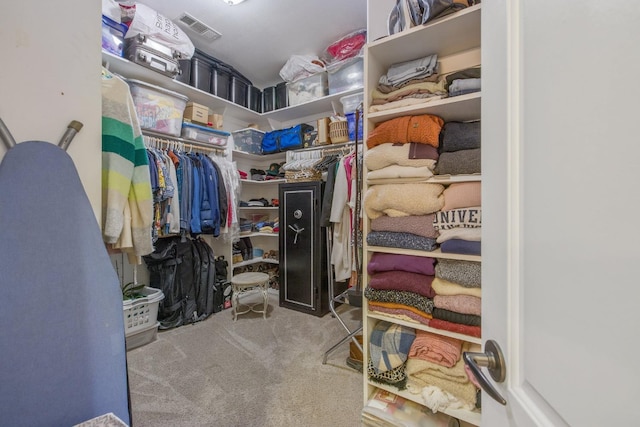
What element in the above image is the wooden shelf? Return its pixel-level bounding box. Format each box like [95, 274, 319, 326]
[239, 178, 286, 185]
[367, 313, 481, 345]
[238, 206, 278, 211]
[232, 257, 279, 268]
[367, 92, 481, 124]
[366, 383, 481, 426]
[367, 4, 481, 68]
[102, 51, 362, 129]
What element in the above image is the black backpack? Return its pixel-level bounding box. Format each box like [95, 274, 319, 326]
[192, 237, 217, 319]
[143, 236, 198, 329]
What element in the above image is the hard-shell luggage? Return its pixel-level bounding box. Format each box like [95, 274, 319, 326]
[124, 34, 182, 78]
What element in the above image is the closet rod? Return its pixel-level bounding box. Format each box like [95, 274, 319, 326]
[142, 129, 227, 154]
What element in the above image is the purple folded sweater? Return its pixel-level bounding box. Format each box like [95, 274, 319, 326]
[368, 252, 436, 276]
[368, 270, 436, 298]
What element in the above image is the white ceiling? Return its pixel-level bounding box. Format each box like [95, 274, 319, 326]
[141, 0, 368, 89]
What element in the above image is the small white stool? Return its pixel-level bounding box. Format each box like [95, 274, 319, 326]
[230, 272, 270, 321]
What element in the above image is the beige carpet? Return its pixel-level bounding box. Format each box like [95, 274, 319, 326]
[126, 291, 363, 427]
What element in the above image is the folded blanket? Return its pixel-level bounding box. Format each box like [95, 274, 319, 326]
[368, 252, 436, 276]
[434, 148, 481, 175]
[365, 142, 438, 171]
[368, 301, 433, 323]
[365, 287, 435, 314]
[435, 259, 481, 288]
[406, 342, 480, 407]
[429, 318, 481, 338]
[377, 74, 441, 94]
[380, 54, 438, 87]
[368, 358, 408, 389]
[440, 121, 481, 153]
[449, 78, 481, 94]
[364, 183, 444, 219]
[367, 231, 438, 251]
[432, 277, 482, 297]
[369, 270, 436, 298]
[433, 207, 481, 230]
[369, 321, 416, 374]
[368, 302, 431, 326]
[371, 80, 447, 104]
[436, 227, 481, 243]
[367, 115, 444, 149]
[444, 66, 481, 88]
[434, 294, 481, 316]
[442, 181, 481, 211]
[370, 214, 439, 239]
[440, 239, 481, 256]
[432, 308, 481, 327]
[408, 330, 463, 368]
[369, 96, 446, 113]
[366, 164, 433, 182]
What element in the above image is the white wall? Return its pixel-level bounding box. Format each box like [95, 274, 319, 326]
[0, 1, 102, 221]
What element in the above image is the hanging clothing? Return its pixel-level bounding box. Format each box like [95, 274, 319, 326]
[101, 67, 153, 261]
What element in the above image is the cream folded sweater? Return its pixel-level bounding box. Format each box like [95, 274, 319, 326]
[364, 183, 444, 219]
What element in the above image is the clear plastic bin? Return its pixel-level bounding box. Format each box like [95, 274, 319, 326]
[328, 56, 364, 95]
[128, 79, 188, 137]
[181, 122, 230, 147]
[287, 72, 328, 106]
[232, 128, 265, 154]
[340, 92, 364, 114]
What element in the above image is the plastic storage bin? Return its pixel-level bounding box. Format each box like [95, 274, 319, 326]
[346, 112, 364, 142]
[287, 72, 328, 106]
[263, 86, 276, 112]
[190, 57, 212, 93]
[247, 86, 262, 112]
[232, 128, 265, 154]
[231, 76, 249, 108]
[340, 92, 364, 114]
[128, 79, 188, 137]
[101, 15, 128, 56]
[212, 63, 231, 100]
[125, 322, 159, 351]
[275, 82, 288, 109]
[328, 56, 364, 94]
[123, 286, 164, 336]
[181, 122, 230, 147]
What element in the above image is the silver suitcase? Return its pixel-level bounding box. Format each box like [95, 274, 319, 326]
[124, 34, 182, 78]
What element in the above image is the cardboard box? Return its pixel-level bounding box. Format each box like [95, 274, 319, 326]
[208, 113, 224, 130]
[317, 117, 331, 145]
[184, 102, 209, 125]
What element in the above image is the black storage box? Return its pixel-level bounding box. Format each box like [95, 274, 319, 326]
[231, 76, 249, 108]
[191, 57, 212, 93]
[263, 86, 276, 112]
[212, 63, 231, 100]
[247, 86, 262, 112]
[175, 59, 191, 85]
[275, 82, 289, 109]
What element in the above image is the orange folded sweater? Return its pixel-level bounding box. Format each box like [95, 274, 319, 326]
[367, 114, 444, 149]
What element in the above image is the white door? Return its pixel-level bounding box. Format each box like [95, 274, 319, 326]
[480, 1, 640, 426]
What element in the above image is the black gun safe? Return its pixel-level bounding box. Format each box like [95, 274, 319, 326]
[279, 181, 329, 316]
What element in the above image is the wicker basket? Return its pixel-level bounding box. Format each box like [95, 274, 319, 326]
[285, 169, 322, 182]
[329, 121, 349, 144]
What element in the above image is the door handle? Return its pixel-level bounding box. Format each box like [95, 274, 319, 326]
[463, 339, 507, 406]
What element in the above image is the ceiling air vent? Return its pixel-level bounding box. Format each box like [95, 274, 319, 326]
[177, 12, 222, 41]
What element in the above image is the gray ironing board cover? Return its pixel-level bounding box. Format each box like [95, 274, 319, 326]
[0, 141, 130, 426]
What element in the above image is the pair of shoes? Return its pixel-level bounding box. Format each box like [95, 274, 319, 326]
[271, 198, 279, 207]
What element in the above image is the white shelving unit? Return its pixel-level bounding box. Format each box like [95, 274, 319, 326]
[362, 4, 482, 427]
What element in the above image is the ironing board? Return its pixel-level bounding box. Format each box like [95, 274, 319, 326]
[0, 119, 131, 426]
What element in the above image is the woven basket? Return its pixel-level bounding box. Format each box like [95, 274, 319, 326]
[329, 121, 349, 144]
[285, 169, 322, 182]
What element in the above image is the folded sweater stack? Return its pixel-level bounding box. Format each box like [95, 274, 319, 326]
[431, 258, 481, 338]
